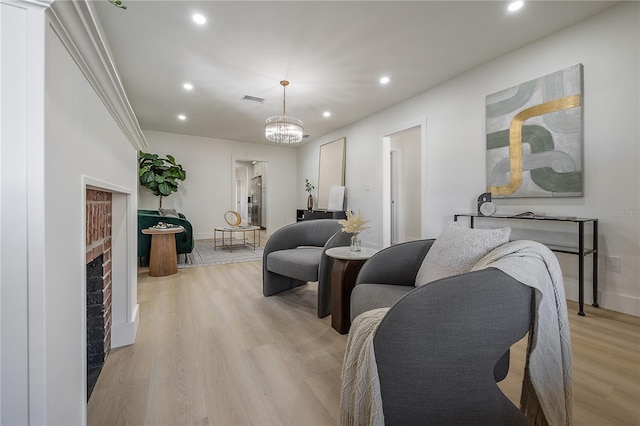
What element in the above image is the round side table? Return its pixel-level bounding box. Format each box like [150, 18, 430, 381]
[325, 246, 379, 334]
[141, 226, 184, 277]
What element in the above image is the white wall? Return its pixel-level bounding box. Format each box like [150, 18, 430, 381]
[139, 131, 298, 238]
[297, 2, 640, 316]
[43, 21, 139, 424]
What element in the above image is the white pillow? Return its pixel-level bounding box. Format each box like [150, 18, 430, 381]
[159, 208, 179, 218]
[415, 224, 510, 286]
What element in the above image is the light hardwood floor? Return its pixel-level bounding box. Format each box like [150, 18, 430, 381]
[89, 259, 640, 425]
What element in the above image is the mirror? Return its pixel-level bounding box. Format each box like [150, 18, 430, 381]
[317, 137, 346, 210]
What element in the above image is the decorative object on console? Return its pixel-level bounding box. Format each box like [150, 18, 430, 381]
[138, 151, 187, 208]
[339, 210, 370, 252]
[327, 186, 346, 211]
[265, 80, 303, 144]
[477, 192, 496, 216]
[318, 137, 346, 209]
[486, 64, 583, 198]
[300, 210, 347, 221]
[224, 210, 242, 227]
[305, 179, 315, 211]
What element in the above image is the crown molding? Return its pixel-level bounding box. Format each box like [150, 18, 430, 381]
[47, 0, 147, 150]
[4, 0, 53, 8]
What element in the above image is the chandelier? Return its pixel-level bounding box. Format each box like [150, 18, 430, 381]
[265, 80, 304, 144]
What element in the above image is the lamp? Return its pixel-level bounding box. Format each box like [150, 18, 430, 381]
[265, 80, 304, 144]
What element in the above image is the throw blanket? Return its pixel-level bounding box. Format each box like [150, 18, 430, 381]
[340, 240, 572, 426]
[340, 308, 388, 426]
[472, 240, 573, 426]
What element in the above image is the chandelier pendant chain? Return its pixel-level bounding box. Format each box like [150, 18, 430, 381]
[281, 80, 288, 117]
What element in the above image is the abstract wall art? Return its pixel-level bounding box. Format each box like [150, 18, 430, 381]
[485, 64, 583, 198]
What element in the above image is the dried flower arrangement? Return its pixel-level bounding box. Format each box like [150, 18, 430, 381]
[339, 210, 370, 236]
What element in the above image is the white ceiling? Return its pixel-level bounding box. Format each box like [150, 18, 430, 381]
[92, 1, 617, 146]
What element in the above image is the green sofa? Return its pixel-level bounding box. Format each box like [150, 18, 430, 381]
[137, 209, 195, 261]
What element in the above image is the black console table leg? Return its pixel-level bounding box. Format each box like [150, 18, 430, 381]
[578, 222, 585, 316]
[592, 220, 599, 308]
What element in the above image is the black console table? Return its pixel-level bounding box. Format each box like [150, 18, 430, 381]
[453, 213, 598, 316]
[297, 209, 347, 222]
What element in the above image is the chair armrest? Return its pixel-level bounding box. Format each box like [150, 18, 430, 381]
[355, 239, 434, 287]
[323, 230, 352, 251]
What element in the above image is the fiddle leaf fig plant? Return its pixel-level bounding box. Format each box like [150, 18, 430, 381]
[138, 151, 186, 208]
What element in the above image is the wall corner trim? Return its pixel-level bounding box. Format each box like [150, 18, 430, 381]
[47, 0, 147, 150]
[111, 304, 139, 348]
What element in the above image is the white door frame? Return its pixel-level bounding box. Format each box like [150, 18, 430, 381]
[231, 157, 269, 230]
[382, 118, 428, 247]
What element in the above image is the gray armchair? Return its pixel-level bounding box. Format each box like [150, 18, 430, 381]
[263, 219, 351, 317]
[350, 240, 534, 425]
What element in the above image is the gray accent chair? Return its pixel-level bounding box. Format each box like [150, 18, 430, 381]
[351, 239, 534, 425]
[263, 219, 351, 317]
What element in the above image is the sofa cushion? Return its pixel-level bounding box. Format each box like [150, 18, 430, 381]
[266, 247, 324, 282]
[159, 208, 179, 218]
[415, 224, 510, 286]
[351, 283, 414, 321]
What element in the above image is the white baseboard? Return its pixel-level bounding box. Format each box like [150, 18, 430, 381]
[563, 278, 639, 317]
[111, 303, 139, 348]
[597, 291, 640, 317]
[193, 232, 213, 240]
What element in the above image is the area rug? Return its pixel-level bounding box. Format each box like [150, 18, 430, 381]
[178, 239, 264, 268]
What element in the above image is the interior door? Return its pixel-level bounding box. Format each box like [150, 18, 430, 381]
[389, 126, 421, 244]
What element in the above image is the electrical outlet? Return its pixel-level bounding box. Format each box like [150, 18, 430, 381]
[606, 256, 621, 272]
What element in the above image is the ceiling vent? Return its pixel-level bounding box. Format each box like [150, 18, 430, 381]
[242, 95, 265, 104]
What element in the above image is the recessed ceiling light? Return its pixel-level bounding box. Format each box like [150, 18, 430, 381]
[177, 114, 187, 121]
[192, 13, 206, 25]
[508, 1, 524, 12]
[323, 111, 331, 118]
[183, 83, 193, 91]
[380, 76, 390, 85]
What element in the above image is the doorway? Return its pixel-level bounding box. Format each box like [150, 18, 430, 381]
[383, 124, 424, 246]
[234, 159, 268, 231]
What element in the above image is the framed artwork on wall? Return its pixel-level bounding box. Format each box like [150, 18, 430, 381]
[486, 64, 583, 198]
[317, 138, 346, 210]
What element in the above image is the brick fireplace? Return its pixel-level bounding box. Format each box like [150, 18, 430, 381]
[85, 189, 112, 400]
